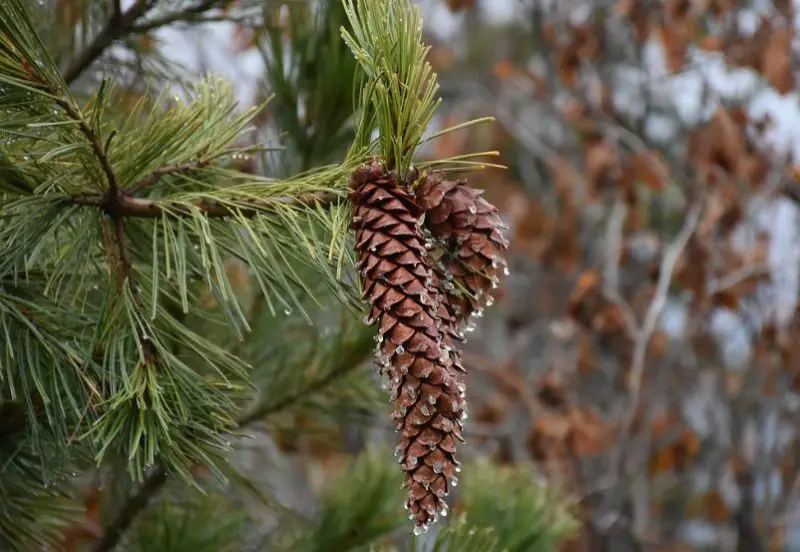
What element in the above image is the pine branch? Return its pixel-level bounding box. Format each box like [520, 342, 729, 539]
[128, 0, 226, 34]
[52, 94, 158, 360]
[53, 98, 120, 195]
[90, 350, 369, 552]
[125, 160, 212, 193]
[62, 191, 339, 219]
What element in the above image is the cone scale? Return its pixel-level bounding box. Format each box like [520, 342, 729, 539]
[415, 171, 510, 325]
[350, 163, 466, 531]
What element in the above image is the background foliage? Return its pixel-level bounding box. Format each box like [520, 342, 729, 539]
[0, 0, 578, 551]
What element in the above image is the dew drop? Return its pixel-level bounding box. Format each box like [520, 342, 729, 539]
[407, 456, 418, 467]
[440, 504, 449, 517]
[395, 345, 405, 355]
[486, 295, 495, 306]
[284, 307, 292, 315]
[427, 395, 436, 405]
[450, 476, 459, 487]
[433, 461, 442, 474]
[504, 266, 510, 276]
[413, 525, 428, 536]
[468, 204, 477, 214]
[455, 464, 462, 473]
[428, 443, 436, 451]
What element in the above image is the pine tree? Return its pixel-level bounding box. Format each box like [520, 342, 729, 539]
[0, 0, 578, 550]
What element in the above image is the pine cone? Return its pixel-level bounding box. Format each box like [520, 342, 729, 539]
[415, 172, 510, 323]
[350, 163, 465, 531]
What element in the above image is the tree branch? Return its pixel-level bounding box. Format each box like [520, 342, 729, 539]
[89, 354, 368, 552]
[127, 0, 226, 34]
[124, 160, 212, 194]
[55, 96, 156, 359]
[63, 0, 153, 85]
[621, 199, 703, 436]
[63, 191, 339, 219]
[54, 99, 119, 196]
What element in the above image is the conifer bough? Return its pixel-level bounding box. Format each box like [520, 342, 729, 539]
[351, 162, 508, 532]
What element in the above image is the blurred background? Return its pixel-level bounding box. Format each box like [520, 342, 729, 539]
[29, 0, 800, 550]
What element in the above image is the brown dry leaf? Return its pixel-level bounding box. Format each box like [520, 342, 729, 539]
[762, 28, 793, 94]
[649, 412, 701, 474]
[432, 113, 469, 159]
[658, 23, 693, 73]
[631, 151, 668, 192]
[58, 487, 102, 552]
[573, 24, 603, 61]
[567, 270, 602, 321]
[648, 330, 669, 358]
[493, 59, 520, 82]
[233, 24, 257, 51]
[523, 69, 549, 99]
[616, 0, 650, 42]
[537, 371, 570, 409]
[584, 141, 620, 199]
[539, 213, 581, 273]
[675, 235, 708, 302]
[774, 0, 793, 19]
[699, 35, 725, 51]
[527, 415, 571, 461]
[512, 199, 552, 256]
[556, 42, 581, 87]
[567, 408, 611, 457]
[577, 331, 598, 375]
[444, 0, 475, 11]
[698, 181, 743, 235]
[649, 427, 701, 474]
[473, 392, 511, 425]
[705, 489, 729, 524]
[770, 526, 787, 552]
[429, 44, 455, 70]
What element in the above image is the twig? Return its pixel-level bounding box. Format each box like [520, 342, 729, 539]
[708, 264, 770, 295]
[62, 191, 339, 219]
[127, 0, 226, 34]
[124, 160, 212, 194]
[55, 94, 157, 361]
[54, 99, 119, 196]
[64, 0, 152, 85]
[621, 199, 702, 434]
[88, 469, 168, 552]
[603, 195, 627, 294]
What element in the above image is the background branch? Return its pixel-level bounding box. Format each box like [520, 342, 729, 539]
[63, 0, 153, 84]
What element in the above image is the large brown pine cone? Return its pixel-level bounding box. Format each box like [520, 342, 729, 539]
[350, 163, 465, 531]
[415, 172, 510, 324]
